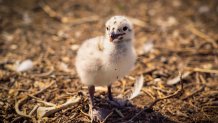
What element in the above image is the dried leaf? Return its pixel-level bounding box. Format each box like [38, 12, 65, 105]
[37, 96, 81, 119]
[167, 72, 191, 85]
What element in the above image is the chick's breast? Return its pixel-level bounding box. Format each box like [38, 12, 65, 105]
[75, 36, 104, 86]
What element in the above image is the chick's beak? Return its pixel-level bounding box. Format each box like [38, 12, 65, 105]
[110, 32, 116, 42]
[110, 32, 125, 42]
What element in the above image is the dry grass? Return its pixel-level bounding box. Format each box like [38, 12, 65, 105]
[0, 0, 218, 122]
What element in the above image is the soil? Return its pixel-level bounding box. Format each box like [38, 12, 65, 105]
[0, 0, 218, 123]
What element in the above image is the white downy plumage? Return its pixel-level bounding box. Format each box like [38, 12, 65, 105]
[75, 16, 136, 87]
[16, 59, 33, 72]
[129, 75, 144, 100]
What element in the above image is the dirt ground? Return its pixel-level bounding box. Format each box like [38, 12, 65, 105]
[0, 0, 218, 123]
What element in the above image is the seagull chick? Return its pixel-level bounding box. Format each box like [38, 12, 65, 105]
[75, 16, 136, 120]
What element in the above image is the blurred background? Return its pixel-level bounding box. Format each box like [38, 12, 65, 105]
[0, 0, 218, 122]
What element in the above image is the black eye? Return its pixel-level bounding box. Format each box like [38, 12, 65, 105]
[123, 26, 128, 31]
[106, 27, 109, 30]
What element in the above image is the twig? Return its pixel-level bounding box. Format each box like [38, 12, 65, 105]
[0, 87, 9, 91]
[82, 86, 107, 92]
[167, 71, 191, 85]
[11, 116, 22, 123]
[121, 80, 126, 94]
[27, 94, 56, 107]
[142, 89, 156, 100]
[39, 2, 62, 22]
[186, 24, 217, 48]
[152, 86, 169, 93]
[29, 104, 40, 116]
[101, 111, 113, 123]
[0, 87, 29, 92]
[15, 81, 55, 118]
[186, 67, 218, 74]
[69, 16, 99, 26]
[115, 109, 124, 118]
[202, 106, 218, 119]
[182, 85, 205, 100]
[37, 96, 81, 119]
[129, 73, 184, 122]
[199, 74, 206, 84]
[40, 2, 99, 24]
[33, 66, 54, 77]
[155, 46, 218, 55]
[125, 75, 135, 81]
[80, 109, 90, 117]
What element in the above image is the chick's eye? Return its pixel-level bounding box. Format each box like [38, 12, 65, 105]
[123, 26, 128, 31]
[106, 27, 109, 30]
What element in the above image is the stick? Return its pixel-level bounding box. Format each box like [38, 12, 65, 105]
[40, 2, 99, 24]
[167, 71, 191, 85]
[182, 85, 205, 100]
[29, 104, 40, 116]
[15, 81, 55, 118]
[186, 24, 217, 48]
[115, 109, 124, 118]
[37, 96, 81, 119]
[27, 94, 56, 107]
[11, 116, 22, 123]
[186, 67, 218, 74]
[101, 111, 113, 123]
[80, 109, 90, 117]
[129, 73, 184, 122]
[33, 66, 54, 77]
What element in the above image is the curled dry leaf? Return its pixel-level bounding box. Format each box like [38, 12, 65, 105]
[37, 96, 81, 119]
[15, 81, 55, 119]
[129, 75, 144, 100]
[167, 72, 191, 85]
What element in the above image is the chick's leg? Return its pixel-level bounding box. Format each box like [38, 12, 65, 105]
[107, 85, 121, 107]
[89, 85, 111, 122]
[88, 85, 95, 108]
[107, 85, 113, 101]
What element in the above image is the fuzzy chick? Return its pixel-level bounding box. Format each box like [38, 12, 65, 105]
[75, 15, 136, 120]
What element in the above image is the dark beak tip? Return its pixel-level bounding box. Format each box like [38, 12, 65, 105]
[109, 32, 125, 42]
[110, 37, 113, 42]
[110, 34, 115, 42]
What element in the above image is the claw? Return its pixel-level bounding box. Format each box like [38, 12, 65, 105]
[89, 107, 111, 122]
[108, 98, 127, 108]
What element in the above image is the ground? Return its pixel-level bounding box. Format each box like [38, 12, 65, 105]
[0, 0, 218, 123]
